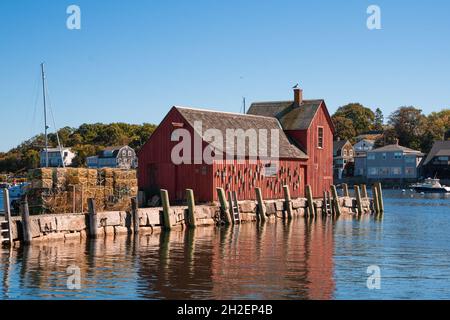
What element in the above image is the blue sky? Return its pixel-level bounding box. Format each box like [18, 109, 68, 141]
[1, 0, 449, 152]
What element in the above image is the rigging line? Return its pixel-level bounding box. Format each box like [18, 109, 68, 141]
[44, 78, 66, 168]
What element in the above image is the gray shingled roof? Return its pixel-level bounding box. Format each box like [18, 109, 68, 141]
[175, 106, 307, 159]
[423, 141, 450, 165]
[247, 100, 324, 130]
[333, 140, 349, 155]
[370, 144, 423, 154]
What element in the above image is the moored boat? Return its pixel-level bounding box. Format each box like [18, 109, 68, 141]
[411, 178, 450, 193]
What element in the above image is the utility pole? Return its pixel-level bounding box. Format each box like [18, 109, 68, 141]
[41, 63, 49, 167]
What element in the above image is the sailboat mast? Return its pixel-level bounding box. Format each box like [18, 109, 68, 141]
[41, 63, 49, 167]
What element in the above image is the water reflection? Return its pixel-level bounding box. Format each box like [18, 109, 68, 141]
[0, 217, 337, 300]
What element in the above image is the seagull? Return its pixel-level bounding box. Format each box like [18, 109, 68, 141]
[292, 83, 299, 89]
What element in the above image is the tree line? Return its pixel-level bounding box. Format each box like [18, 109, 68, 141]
[332, 103, 450, 153]
[0, 122, 157, 174]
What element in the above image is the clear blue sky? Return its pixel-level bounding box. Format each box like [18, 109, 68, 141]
[1, 0, 449, 152]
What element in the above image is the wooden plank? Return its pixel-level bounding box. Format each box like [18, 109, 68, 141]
[255, 187, 266, 222]
[331, 185, 341, 216]
[376, 182, 384, 213]
[216, 188, 231, 225]
[186, 189, 196, 228]
[354, 185, 363, 215]
[283, 185, 293, 219]
[88, 198, 99, 238]
[21, 196, 32, 244]
[306, 185, 315, 217]
[160, 189, 172, 230]
[2, 188, 13, 245]
[131, 197, 139, 234]
[342, 183, 349, 197]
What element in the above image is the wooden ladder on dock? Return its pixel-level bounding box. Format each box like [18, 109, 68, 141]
[1, 189, 13, 246]
[227, 191, 241, 224]
[323, 191, 332, 216]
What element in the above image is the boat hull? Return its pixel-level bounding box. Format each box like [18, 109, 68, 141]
[413, 187, 450, 193]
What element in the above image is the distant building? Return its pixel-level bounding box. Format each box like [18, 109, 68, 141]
[355, 131, 383, 142]
[421, 141, 450, 179]
[333, 140, 354, 179]
[353, 139, 375, 156]
[356, 142, 424, 180]
[87, 146, 137, 169]
[40, 147, 76, 168]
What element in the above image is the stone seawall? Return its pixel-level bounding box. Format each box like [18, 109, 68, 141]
[7, 196, 374, 245]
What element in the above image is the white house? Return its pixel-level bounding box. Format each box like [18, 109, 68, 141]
[40, 147, 76, 167]
[353, 139, 375, 155]
[87, 146, 137, 169]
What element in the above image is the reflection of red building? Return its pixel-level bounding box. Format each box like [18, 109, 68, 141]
[138, 85, 334, 202]
[209, 220, 335, 300]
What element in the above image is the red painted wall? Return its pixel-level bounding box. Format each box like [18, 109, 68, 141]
[285, 102, 334, 198]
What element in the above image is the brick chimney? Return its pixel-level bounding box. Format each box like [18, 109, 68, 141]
[294, 86, 303, 106]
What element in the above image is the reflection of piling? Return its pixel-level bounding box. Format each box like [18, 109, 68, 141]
[20, 196, 32, 244]
[160, 189, 172, 230]
[306, 185, 315, 217]
[255, 187, 266, 222]
[186, 189, 197, 228]
[283, 185, 293, 220]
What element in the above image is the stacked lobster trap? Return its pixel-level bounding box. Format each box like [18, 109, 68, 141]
[26, 168, 138, 214]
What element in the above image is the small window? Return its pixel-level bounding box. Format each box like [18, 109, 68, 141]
[263, 163, 278, 177]
[382, 153, 387, 160]
[343, 149, 347, 157]
[367, 154, 375, 160]
[318, 127, 324, 149]
[391, 167, 402, 175]
[394, 152, 402, 159]
[368, 167, 377, 175]
[405, 167, 415, 175]
[349, 150, 353, 157]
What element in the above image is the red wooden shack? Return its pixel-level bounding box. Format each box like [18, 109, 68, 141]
[138, 86, 334, 203]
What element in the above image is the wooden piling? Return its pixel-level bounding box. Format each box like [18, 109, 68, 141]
[160, 189, 172, 230]
[131, 197, 139, 234]
[331, 185, 341, 216]
[376, 182, 384, 213]
[361, 184, 368, 198]
[21, 196, 32, 244]
[186, 189, 197, 228]
[342, 183, 349, 197]
[87, 198, 99, 238]
[217, 188, 231, 225]
[306, 185, 315, 217]
[255, 187, 266, 222]
[372, 185, 380, 214]
[2, 188, 13, 245]
[354, 185, 363, 215]
[283, 185, 293, 219]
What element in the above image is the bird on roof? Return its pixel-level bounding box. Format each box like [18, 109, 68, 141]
[292, 83, 299, 89]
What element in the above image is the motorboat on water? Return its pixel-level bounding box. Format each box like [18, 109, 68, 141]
[411, 178, 450, 193]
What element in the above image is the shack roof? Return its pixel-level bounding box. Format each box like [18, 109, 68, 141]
[247, 99, 329, 131]
[174, 106, 308, 159]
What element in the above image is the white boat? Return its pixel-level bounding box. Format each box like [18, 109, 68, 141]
[411, 178, 450, 193]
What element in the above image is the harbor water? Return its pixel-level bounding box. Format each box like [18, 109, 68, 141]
[1, 190, 450, 300]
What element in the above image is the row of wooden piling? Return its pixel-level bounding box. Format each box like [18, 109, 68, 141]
[340, 182, 384, 215]
[9, 182, 385, 245]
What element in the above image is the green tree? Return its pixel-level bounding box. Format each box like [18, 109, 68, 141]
[373, 108, 384, 131]
[331, 115, 356, 141]
[333, 103, 375, 137]
[388, 106, 427, 151]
